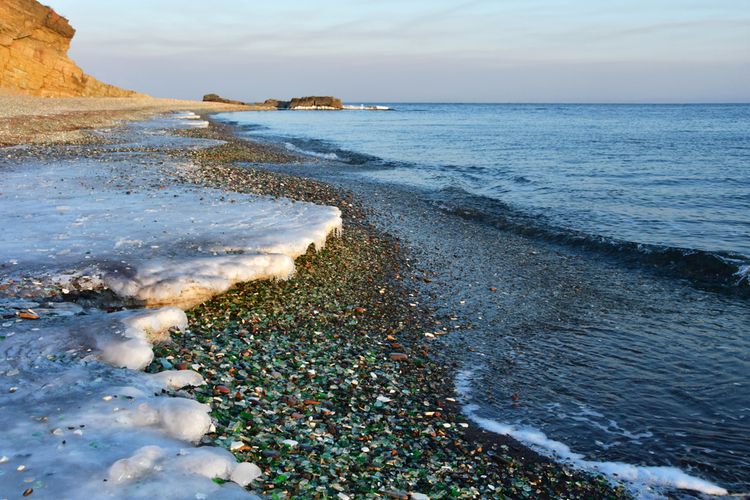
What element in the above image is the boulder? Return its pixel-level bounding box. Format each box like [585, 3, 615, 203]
[0, 0, 138, 97]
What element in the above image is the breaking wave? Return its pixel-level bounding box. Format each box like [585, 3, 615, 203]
[431, 185, 750, 294]
[456, 371, 729, 498]
[284, 142, 341, 160]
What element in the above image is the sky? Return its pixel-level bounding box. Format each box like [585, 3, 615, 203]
[45, 0, 750, 103]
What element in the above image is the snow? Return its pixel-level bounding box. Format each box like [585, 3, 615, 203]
[0, 113, 341, 498]
[97, 307, 187, 369]
[0, 130, 341, 307]
[230, 462, 263, 486]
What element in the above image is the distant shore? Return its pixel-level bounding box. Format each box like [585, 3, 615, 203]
[0, 93, 260, 146]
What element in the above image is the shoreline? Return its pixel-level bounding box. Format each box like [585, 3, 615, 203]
[166, 112, 628, 498]
[0, 93, 262, 146]
[201, 108, 749, 498]
[0, 108, 626, 498]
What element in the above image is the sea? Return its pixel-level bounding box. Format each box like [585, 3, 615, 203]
[216, 104, 750, 497]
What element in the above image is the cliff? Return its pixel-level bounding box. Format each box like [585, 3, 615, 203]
[0, 0, 138, 97]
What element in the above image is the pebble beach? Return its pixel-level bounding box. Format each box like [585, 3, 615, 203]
[0, 101, 627, 499]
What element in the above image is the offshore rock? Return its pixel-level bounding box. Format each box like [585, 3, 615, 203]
[288, 96, 343, 110]
[0, 0, 138, 96]
[203, 93, 246, 105]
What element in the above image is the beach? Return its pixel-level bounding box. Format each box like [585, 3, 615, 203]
[3, 0, 746, 495]
[0, 100, 628, 498]
[208, 105, 749, 498]
[0, 92, 258, 146]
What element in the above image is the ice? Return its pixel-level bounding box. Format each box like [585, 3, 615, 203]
[116, 398, 212, 443]
[0, 116, 341, 498]
[230, 462, 263, 486]
[106, 254, 296, 308]
[108, 446, 263, 495]
[0, 149, 341, 306]
[148, 370, 206, 390]
[0, 307, 258, 497]
[176, 447, 237, 479]
[89, 307, 187, 370]
[109, 445, 166, 483]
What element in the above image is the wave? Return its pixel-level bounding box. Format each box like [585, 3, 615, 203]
[430, 186, 750, 295]
[456, 370, 729, 498]
[219, 116, 750, 294]
[284, 142, 341, 160]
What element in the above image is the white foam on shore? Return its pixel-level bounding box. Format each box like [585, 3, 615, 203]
[455, 370, 729, 498]
[169, 111, 209, 128]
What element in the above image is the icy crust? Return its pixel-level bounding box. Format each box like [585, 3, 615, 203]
[0, 310, 262, 499]
[0, 115, 341, 498]
[106, 254, 296, 308]
[96, 307, 187, 369]
[0, 131, 342, 307]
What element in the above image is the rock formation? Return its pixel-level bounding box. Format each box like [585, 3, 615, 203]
[203, 94, 344, 110]
[0, 0, 138, 97]
[202, 93, 246, 105]
[287, 96, 343, 110]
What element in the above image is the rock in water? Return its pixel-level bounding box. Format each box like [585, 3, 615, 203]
[288, 96, 343, 110]
[0, 0, 138, 96]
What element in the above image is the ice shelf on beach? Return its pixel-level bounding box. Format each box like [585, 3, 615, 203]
[0, 114, 341, 498]
[0, 140, 341, 306]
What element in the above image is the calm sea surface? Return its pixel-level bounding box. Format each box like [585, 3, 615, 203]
[218, 104, 750, 495]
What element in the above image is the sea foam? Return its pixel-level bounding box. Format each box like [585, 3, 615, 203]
[456, 370, 729, 498]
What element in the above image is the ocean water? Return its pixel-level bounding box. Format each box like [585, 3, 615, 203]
[217, 104, 750, 496]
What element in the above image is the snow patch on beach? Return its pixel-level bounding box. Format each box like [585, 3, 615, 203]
[0, 119, 341, 497]
[0, 310, 260, 498]
[0, 149, 341, 305]
[456, 370, 728, 498]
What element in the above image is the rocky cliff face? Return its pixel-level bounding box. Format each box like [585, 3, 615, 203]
[0, 0, 137, 97]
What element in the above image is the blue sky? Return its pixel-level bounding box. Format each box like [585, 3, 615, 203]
[45, 0, 750, 102]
